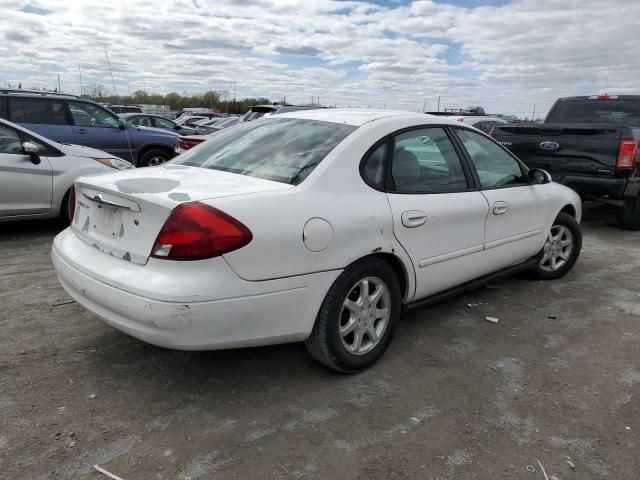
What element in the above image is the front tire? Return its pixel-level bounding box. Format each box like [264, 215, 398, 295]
[138, 148, 171, 167]
[305, 257, 401, 373]
[529, 212, 582, 280]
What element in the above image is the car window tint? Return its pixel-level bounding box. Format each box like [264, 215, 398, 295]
[0, 125, 23, 154]
[67, 101, 119, 128]
[154, 117, 175, 129]
[455, 128, 526, 188]
[8, 98, 68, 125]
[173, 118, 356, 185]
[390, 128, 468, 193]
[361, 143, 387, 188]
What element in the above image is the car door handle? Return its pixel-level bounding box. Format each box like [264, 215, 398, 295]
[493, 201, 509, 215]
[401, 210, 427, 228]
[75, 128, 87, 134]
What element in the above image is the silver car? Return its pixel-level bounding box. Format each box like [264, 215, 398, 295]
[0, 118, 133, 223]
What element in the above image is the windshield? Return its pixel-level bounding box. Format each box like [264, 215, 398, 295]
[172, 118, 356, 185]
[546, 99, 640, 126]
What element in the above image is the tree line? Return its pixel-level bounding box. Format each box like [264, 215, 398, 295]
[82, 85, 272, 114]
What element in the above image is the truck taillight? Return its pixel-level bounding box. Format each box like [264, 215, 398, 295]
[151, 203, 252, 260]
[616, 140, 639, 169]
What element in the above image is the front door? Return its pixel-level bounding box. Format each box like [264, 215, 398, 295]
[66, 101, 134, 162]
[383, 127, 489, 300]
[453, 128, 550, 274]
[0, 124, 52, 216]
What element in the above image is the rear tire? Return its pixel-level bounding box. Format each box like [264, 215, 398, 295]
[528, 212, 582, 280]
[305, 257, 401, 373]
[617, 196, 640, 231]
[138, 148, 171, 167]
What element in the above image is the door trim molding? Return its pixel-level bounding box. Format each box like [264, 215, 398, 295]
[418, 244, 483, 268]
[484, 228, 542, 250]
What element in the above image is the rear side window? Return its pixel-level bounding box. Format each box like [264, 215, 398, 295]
[361, 143, 388, 189]
[154, 117, 175, 129]
[390, 128, 469, 193]
[455, 129, 526, 188]
[8, 98, 69, 125]
[68, 101, 119, 128]
[174, 118, 356, 185]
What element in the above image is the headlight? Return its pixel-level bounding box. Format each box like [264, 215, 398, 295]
[94, 157, 134, 169]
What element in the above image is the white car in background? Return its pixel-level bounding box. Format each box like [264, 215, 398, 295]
[52, 110, 582, 372]
[0, 118, 133, 222]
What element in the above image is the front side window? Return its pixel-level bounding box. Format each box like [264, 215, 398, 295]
[390, 127, 469, 193]
[8, 98, 68, 125]
[67, 101, 120, 128]
[455, 128, 526, 188]
[173, 118, 356, 185]
[0, 125, 22, 154]
[130, 116, 152, 127]
[153, 117, 175, 129]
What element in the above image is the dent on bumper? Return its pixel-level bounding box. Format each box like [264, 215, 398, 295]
[51, 230, 340, 350]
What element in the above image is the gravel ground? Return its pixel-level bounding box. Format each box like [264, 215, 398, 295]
[1, 203, 639, 479]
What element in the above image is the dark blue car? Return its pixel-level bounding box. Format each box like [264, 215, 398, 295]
[0, 90, 179, 166]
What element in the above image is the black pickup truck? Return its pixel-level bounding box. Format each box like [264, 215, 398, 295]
[492, 95, 640, 230]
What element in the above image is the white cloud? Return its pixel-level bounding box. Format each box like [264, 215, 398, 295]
[0, 0, 637, 116]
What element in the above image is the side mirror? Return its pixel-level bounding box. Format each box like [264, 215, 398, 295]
[528, 168, 551, 185]
[22, 141, 41, 164]
[174, 125, 181, 130]
[118, 119, 127, 130]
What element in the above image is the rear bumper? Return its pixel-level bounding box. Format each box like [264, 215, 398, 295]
[51, 229, 340, 350]
[554, 174, 637, 199]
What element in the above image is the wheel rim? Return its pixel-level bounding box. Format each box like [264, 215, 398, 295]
[148, 155, 168, 166]
[339, 276, 391, 356]
[539, 225, 573, 272]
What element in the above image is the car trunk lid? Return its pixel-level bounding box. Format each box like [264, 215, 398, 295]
[71, 165, 291, 264]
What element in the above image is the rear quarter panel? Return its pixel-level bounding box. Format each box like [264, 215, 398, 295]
[211, 118, 419, 299]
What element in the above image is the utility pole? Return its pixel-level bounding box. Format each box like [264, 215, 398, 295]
[78, 65, 83, 96]
[437, 95, 441, 112]
[422, 101, 425, 112]
[105, 49, 118, 100]
[531, 104, 536, 123]
[57, 74, 61, 92]
[233, 80, 236, 102]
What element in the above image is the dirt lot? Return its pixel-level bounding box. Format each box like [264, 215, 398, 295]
[1, 204, 639, 480]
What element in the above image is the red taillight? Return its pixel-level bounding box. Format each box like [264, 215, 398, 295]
[177, 136, 203, 151]
[151, 202, 252, 261]
[616, 140, 639, 169]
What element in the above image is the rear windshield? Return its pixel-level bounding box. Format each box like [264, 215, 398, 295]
[172, 118, 356, 185]
[546, 99, 640, 127]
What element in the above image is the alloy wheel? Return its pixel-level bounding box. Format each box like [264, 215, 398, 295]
[339, 276, 391, 355]
[539, 225, 574, 272]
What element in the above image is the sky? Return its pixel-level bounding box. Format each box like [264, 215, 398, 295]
[0, 0, 636, 117]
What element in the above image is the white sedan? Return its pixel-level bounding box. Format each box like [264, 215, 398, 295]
[52, 110, 582, 372]
[0, 118, 133, 222]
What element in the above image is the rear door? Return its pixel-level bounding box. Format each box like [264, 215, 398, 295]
[7, 97, 75, 144]
[382, 127, 489, 300]
[453, 128, 549, 273]
[0, 123, 52, 216]
[66, 101, 134, 162]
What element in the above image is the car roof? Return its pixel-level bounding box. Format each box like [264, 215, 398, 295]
[558, 95, 640, 101]
[273, 108, 462, 127]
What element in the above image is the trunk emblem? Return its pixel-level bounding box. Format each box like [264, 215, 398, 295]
[540, 141, 560, 151]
